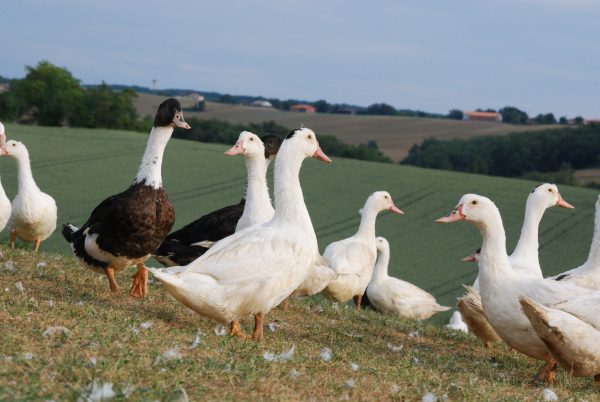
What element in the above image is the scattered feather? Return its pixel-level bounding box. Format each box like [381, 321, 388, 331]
[14, 281, 24, 292]
[43, 326, 70, 338]
[331, 302, 339, 310]
[155, 347, 182, 364]
[350, 362, 359, 371]
[263, 344, 295, 362]
[5, 259, 15, 271]
[75, 300, 84, 306]
[268, 322, 278, 332]
[387, 343, 403, 352]
[344, 331, 362, 338]
[171, 387, 189, 402]
[79, 381, 115, 402]
[413, 356, 420, 364]
[37, 261, 47, 268]
[320, 347, 332, 362]
[139, 321, 153, 330]
[390, 384, 400, 395]
[88, 357, 97, 367]
[408, 331, 421, 337]
[47, 300, 54, 307]
[422, 392, 437, 402]
[190, 330, 204, 349]
[543, 388, 558, 401]
[289, 368, 301, 378]
[23, 352, 35, 361]
[345, 378, 355, 388]
[213, 325, 227, 336]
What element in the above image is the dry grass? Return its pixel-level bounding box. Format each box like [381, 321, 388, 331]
[1, 248, 599, 401]
[134, 93, 559, 162]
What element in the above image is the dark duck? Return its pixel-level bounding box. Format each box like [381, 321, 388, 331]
[153, 132, 282, 267]
[62, 98, 191, 297]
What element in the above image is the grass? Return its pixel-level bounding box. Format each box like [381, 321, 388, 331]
[1, 123, 599, 328]
[134, 93, 559, 161]
[1, 248, 599, 400]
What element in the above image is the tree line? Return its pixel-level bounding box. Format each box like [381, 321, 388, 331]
[401, 124, 600, 184]
[446, 106, 585, 126]
[0, 61, 391, 164]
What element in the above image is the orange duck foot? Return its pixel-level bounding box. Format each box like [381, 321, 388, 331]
[106, 267, 121, 295]
[252, 313, 264, 342]
[533, 361, 557, 384]
[129, 264, 148, 298]
[229, 321, 248, 339]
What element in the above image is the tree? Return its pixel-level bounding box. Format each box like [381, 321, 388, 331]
[447, 109, 463, 120]
[559, 116, 568, 125]
[219, 94, 236, 104]
[364, 103, 396, 116]
[499, 106, 528, 125]
[11, 60, 84, 125]
[574, 116, 585, 125]
[314, 99, 331, 113]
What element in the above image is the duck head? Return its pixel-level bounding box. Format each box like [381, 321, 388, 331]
[261, 134, 283, 160]
[283, 128, 332, 163]
[529, 183, 573, 209]
[0, 140, 28, 159]
[376, 236, 390, 253]
[462, 248, 481, 262]
[153, 98, 191, 129]
[436, 194, 499, 227]
[362, 191, 404, 215]
[225, 131, 265, 158]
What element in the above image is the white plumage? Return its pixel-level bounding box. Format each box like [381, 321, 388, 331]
[366, 237, 450, 320]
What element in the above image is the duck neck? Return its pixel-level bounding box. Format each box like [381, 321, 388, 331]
[476, 213, 516, 284]
[272, 145, 312, 231]
[372, 249, 390, 282]
[133, 126, 173, 189]
[243, 155, 271, 215]
[584, 205, 600, 268]
[15, 151, 40, 195]
[356, 206, 379, 240]
[510, 199, 544, 266]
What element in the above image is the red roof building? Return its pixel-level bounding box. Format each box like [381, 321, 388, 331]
[289, 104, 316, 113]
[463, 111, 502, 122]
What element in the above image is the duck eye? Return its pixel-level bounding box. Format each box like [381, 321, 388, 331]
[12, 143, 15, 147]
[471, 200, 478, 205]
[384, 195, 388, 199]
[548, 188, 553, 192]
[307, 135, 312, 140]
[250, 137, 254, 141]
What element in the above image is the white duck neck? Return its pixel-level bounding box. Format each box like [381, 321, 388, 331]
[133, 126, 174, 189]
[510, 197, 545, 270]
[476, 213, 517, 284]
[372, 248, 390, 282]
[242, 154, 272, 218]
[355, 205, 379, 240]
[14, 149, 40, 195]
[583, 203, 600, 269]
[271, 143, 312, 232]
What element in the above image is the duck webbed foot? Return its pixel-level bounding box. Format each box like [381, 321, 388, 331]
[533, 360, 557, 384]
[129, 263, 148, 298]
[251, 313, 264, 341]
[229, 320, 248, 339]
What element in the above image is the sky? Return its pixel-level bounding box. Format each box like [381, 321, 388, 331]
[1, 0, 599, 118]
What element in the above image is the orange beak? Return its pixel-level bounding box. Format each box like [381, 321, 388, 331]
[462, 255, 477, 262]
[225, 140, 245, 156]
[436, 204, 465, 223]
[313, 144, 332, 163]
[388, 204, 404, 214]
[556, 193, 574, 209]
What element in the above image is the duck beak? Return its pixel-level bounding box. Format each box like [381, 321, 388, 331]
[436, 204, 465, 223]
[556, 193, 574, 209]
[388, 204, 404, 214]
[313, 145, 332, 163]
[462, 255, 476, 262]
[173, 113, 191, 129]
[0, 146, 7, 156]
[225, 140, 245, 156]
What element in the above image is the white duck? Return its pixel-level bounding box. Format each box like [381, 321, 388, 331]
[366, 237, 450, 319]
[321, 191, 403, 309]
[551, 194, 600, 289]
[446, 311, 469, 333]
[455, 184, 573, 349]
[520, 294, 600, 385]
[150, 128, 332, 341]
[437, 194, 594, 383]
[1, 139, 56, 251]
[0, 122, 11, 232]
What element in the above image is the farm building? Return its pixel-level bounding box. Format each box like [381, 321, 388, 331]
[290, 104, 316, 113]
[250, 100, 273, 108]
[0, 83, 10, 93]
[463, 111, 502, 122]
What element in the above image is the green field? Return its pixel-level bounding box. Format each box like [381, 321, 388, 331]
[0, 123, 597, 325]
[134, 93, 558, 161]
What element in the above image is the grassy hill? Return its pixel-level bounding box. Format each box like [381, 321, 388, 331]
[0, 123, 598, 326]
[1, 124, 600, 399]
[134, 93, 558, 161]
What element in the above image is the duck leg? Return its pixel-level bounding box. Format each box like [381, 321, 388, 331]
[251, 313, 264, 341]
[129, 263, 148, 298]
[533, 360, 557, 384]
[353, 295, 362, 311]
[229, 320, 247, 339]
[9, 230, 16, 249]
[33, 239, 41, 253]
[595, 374, 600, 387]
[106, 267, 120, 294]
[280, 298, 289, 311]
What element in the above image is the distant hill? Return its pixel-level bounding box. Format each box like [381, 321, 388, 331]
[134, 93, 559, 162]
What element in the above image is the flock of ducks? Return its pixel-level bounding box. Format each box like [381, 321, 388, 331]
[1, 98, 600, 387]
